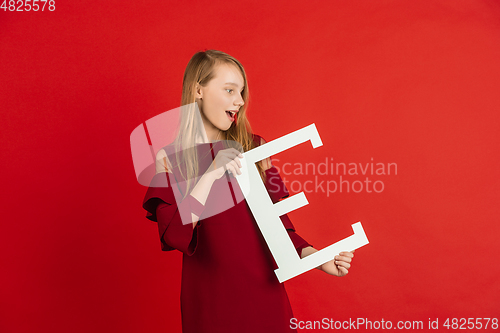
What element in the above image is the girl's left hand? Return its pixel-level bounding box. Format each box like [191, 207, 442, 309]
[321, 251, 354, 277]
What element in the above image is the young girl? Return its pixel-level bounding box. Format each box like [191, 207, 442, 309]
[142, 49, 354, 333]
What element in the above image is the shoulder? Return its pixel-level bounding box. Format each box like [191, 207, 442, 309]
[155, 146, 174, 174]
[156, 148, 167, 160]
[250, 133, 272, 170]
[250, 133, 267, 147]
[155, 142, 177, 160]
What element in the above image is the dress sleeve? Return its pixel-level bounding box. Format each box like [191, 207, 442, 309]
[142, 170, 206, 255]
[254, 134, 313, 257]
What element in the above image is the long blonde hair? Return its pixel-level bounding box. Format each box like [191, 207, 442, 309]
[171, 49, 267, 199]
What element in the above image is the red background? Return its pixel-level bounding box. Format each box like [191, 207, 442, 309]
[1, 1, 499, 332]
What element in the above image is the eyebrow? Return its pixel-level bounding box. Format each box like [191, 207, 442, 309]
[225, 82, 244, 90]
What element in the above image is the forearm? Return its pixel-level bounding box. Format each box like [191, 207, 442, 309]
[300, 246, 324, 271]
[189, 171, 216, 227]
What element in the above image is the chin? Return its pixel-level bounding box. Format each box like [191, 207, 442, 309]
[221, 122, 234, 131]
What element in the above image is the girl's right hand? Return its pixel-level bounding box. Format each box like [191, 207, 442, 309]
[206, 148, 243, 180]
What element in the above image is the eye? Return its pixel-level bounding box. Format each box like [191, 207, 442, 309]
[226, 89, 233, 94]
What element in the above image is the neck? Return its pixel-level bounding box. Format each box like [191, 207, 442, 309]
[200, 112, 223, 142]
[205, 127, 223, 142]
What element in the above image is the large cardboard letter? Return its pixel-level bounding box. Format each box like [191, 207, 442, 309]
[234, 124, 369, 282]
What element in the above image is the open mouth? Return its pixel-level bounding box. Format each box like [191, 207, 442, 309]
[225, 110, 237, 122]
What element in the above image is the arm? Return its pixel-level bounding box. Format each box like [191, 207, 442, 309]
[253, 137, 356, 277]
[147, 146, 242, 254]
[300, 246, 355, 277]
[156, 149, 216, 229]
[189, 171, 216, 228]
[145, 149, 213, 254]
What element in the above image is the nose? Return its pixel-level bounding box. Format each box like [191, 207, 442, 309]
[235, 97, 244, 108]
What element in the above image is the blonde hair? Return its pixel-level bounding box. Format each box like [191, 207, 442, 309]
[170, 49, 267, 199]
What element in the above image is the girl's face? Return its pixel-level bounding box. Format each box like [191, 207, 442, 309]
[196, 63, 245, 137]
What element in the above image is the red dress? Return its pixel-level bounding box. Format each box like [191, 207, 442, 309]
[143, 134, 312, 333]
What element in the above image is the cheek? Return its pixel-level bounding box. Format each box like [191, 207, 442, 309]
[214, 92, 227, 107]
[203, 94, 225, 120]
[206, 94, 225, 114]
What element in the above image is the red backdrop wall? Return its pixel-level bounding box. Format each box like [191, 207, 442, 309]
[1, 1, 499, 332]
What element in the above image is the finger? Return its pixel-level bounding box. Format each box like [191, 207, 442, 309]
[228, 166, 239, 176]
[231, 159, 242, 173]
[335, 255, 352, 263]
[230, 161, 242, 175]
[228, 160, 241, 175]
[226, 165, 235, 175]
[334, 259, 351, 270]
[221, 157, 233, 169]
[340, 251, 354, 258]
[337, 266, 349, 276]
[233, 156, 242, 168]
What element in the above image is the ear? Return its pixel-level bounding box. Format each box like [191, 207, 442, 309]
[195, 83, 203, 99]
